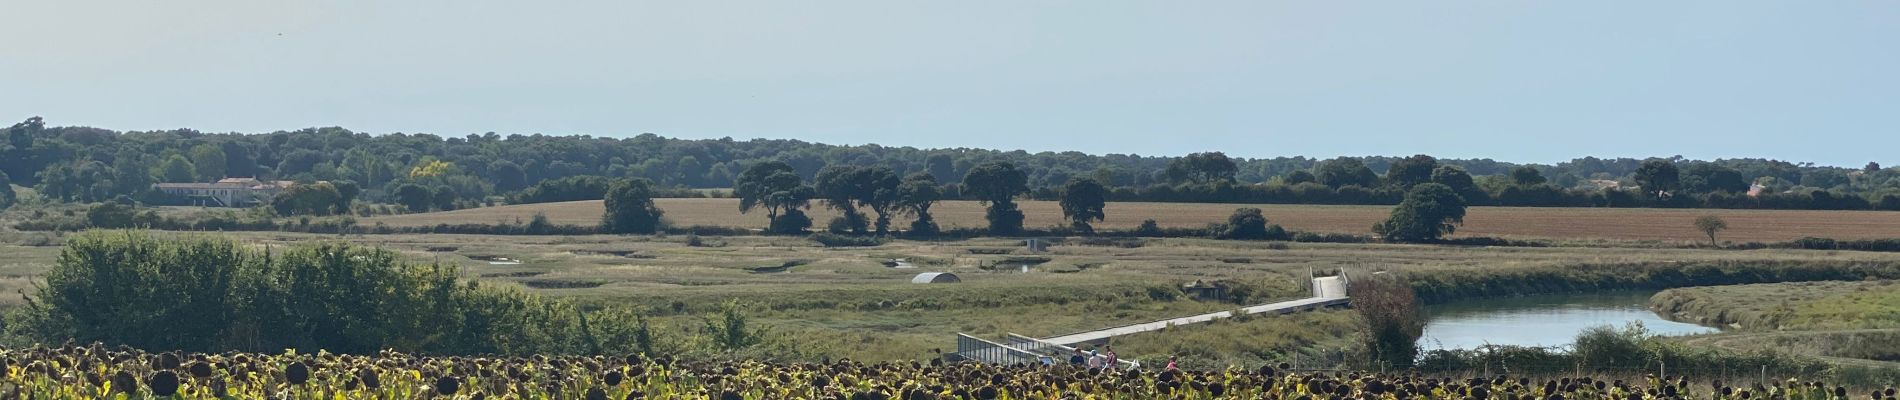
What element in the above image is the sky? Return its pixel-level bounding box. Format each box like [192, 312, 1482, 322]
[4, 1, 1897, 167]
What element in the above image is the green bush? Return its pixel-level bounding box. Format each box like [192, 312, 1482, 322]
[808, 232, 887, 247]
[10, 231, 647, 356]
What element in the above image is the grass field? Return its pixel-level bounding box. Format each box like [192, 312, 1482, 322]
[8, 229, 1895, 367]
[1653, 281, 1900, 331]
[362, 199, 1900, 243]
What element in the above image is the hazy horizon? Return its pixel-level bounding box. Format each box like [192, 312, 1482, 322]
[6, 1, 1897, 166]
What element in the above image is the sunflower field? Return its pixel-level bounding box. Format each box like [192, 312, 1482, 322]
[2, 342, 1895, 399]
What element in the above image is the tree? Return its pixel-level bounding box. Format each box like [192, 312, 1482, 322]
[1430, 166, 1487, 204]
[962, 162, 1029, 235]
[1373, 183, 1467, 242]
[855, 166, 901, 235]
[0, 171, 15, 210]
[1681, 163, 1748, 194]
[814, 166, 868, 234]
[1284, 170, 1317, 185]
[331, 180, 361, 212]
[1633, 160, 1680, 198]
[432, 186, 458, 211]
[895, 173, 943, 235]
[1509, 166, 1546, 186]
[395, 184, 433, 212]
[1164, 152, 1238, 184]
[1801, 169, 1849, 189]
[87, 201, 138, 228]
[925, 154, 955, 184]
[490, 161, 528, 192]
[1384, 154, 1439, 189]
[1220, 208, 1270, 240]
[735, 161, 814, 234]
[1315, 157, 1378, 188]
[1058, 178, 1108, 234]
[189, 144, 227, 181]
[601, 178, 665, 234]
[1867, 162, 1883, 174]
[272, 182, 343, 216]
[158, 155, 197, 183]
[1693, 214, 1728, 245]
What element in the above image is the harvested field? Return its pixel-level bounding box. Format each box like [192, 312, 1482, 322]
[364, 199, 1900, 243]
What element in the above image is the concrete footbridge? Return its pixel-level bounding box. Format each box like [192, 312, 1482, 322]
[951, 272, 1351, 366]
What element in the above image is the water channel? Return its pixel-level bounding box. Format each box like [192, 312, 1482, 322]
[1418, 291, 1720, 350]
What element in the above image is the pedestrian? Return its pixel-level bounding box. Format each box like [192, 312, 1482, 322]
[1103, 345, 1119, 369]
[1068, 348, 1086, 366]
[1165, 356, 1178, 371]
[1086, 348, 1104, 369]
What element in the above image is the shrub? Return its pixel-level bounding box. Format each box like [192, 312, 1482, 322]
[1134, 219, 1162, 236]
[12, 231, 647, 355]
[808, 232, 887, 247]
[1219, 208, 1270, 240]
[1350, 274, 1424, 368]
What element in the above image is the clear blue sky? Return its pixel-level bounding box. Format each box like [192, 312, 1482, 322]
[4, 1, 1896, 167]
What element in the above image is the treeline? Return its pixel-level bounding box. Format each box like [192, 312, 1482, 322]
[6, 117, 1900, 213]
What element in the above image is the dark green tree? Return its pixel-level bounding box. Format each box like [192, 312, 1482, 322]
[1384, 154, 1439, 189]
[1283, 170, 1317, 185]
[814, 166, 869, 234]
[601, 178, 666, 234]
[735, 161, 814, 234]
[855, 166, 901, 235]
[1681, 163, 1748, 194]
[158, 155, 197, 183]
[1509, 166, 1546, 186]
[331, 180, 361, 212]
[1373, 183, 1467, 242]
[432, 186, 458, 211]
[0, 171, 15, 210]
[1164, 152, 1239, 184]
[490, 161, 528, 192]
[1430, 166, 1488, 204]
[395, 184, 433, 212]
[87, 201, 138, 228]
[895, 173, 943, 235]
[962, 162, 1029, 235]
[1315, 157, 1378, 188]
[1058, 177, 1108, 234]
[189, 144, 227, 181]
[272, 182, 343, 216]
[1220, 208, 1270, 240]
[925, 154, 956, 185]
[1633, 160, 1681, 198]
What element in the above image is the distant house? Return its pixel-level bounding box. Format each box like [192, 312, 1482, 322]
[153, 177, 294, 207]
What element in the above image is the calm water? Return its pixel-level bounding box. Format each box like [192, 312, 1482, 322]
[1418, 291, 1719, 350]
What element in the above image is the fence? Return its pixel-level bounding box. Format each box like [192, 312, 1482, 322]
[951, 333, 1052, 366]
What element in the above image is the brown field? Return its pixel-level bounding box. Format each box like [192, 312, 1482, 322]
[362, 199, 1900, 243]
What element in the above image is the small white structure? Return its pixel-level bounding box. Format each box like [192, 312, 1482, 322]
[911, 272, 961, 284]
[1024, 239, 1049, 252]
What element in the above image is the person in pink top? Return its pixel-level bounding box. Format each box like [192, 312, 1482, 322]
[1164, 356, 1178, 370]
[1103, 345, 1119, 369]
